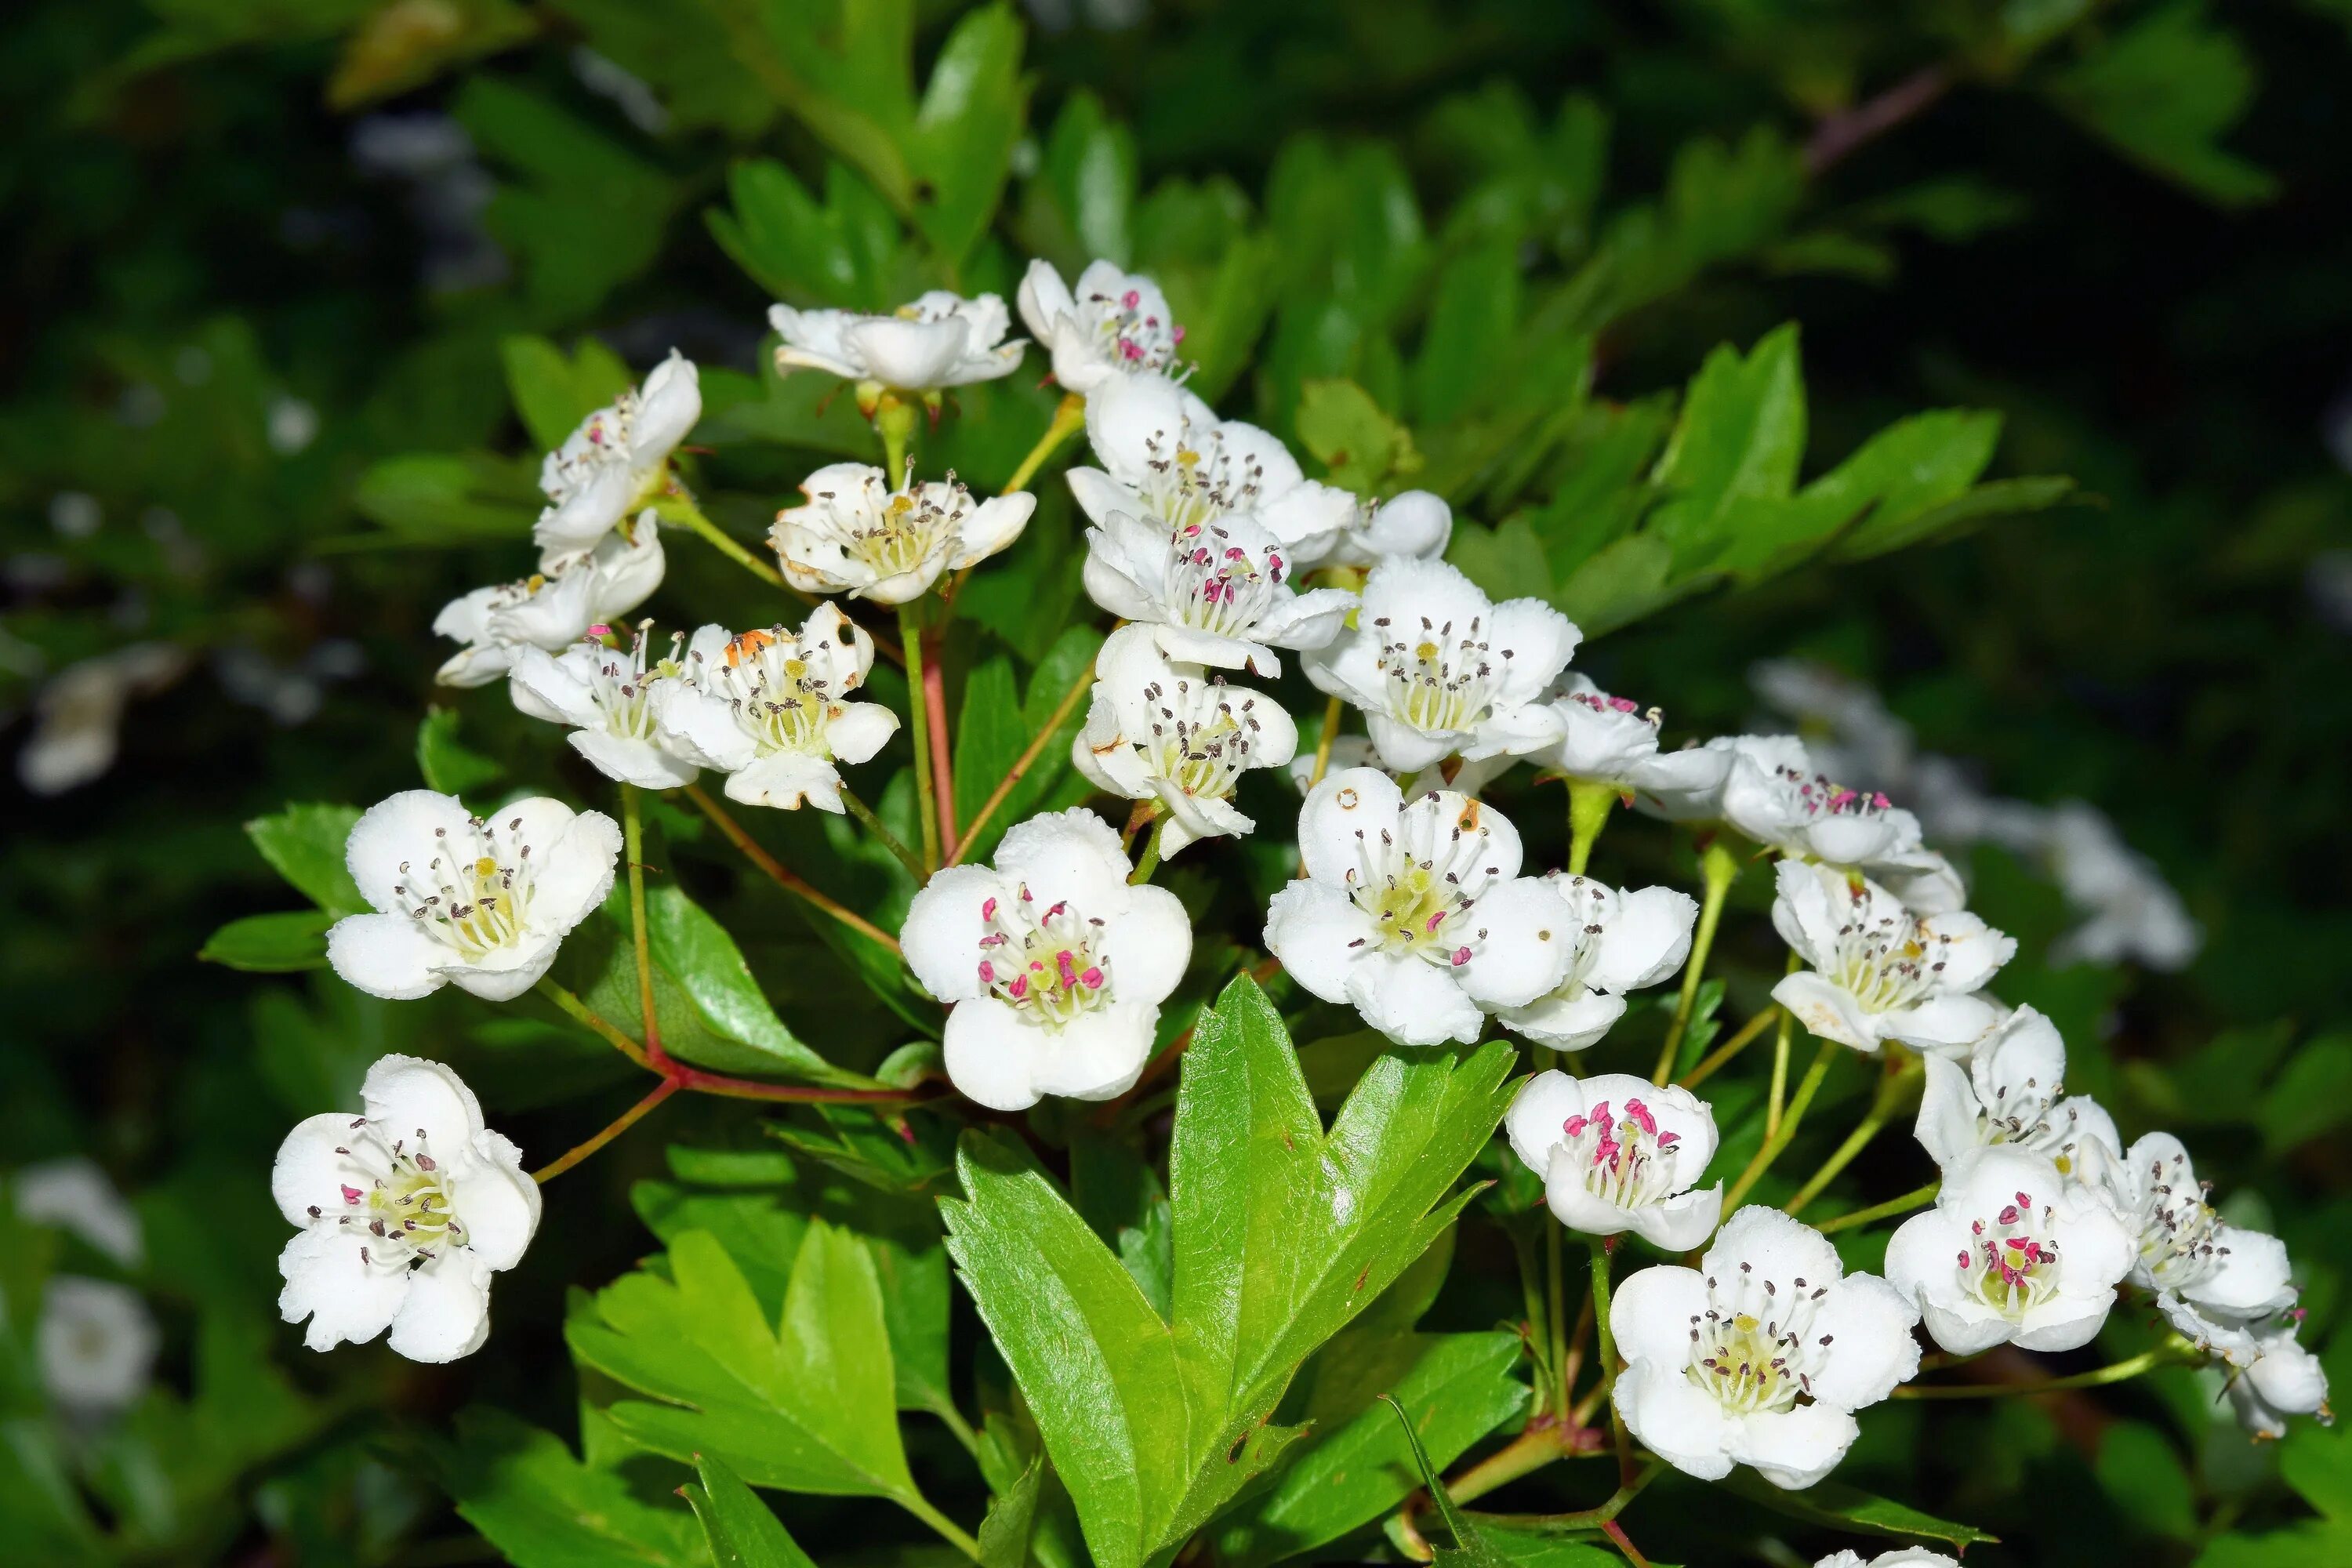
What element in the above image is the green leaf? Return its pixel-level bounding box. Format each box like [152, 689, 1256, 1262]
[684, 1454, 818, 1568]
[1017, 90, 1138, 269]
[1551, 533, 1679, 637]
[949, 626, 1102, 866]
[977, 1449, 1045, 1568]
[2281, 1414, 2352, 1520]
[198, 909, 333, 972]
[904, 4, 1029, 267]
[245, 803, 364, 915]
[708, 159, 910, 311]
[941, 977, 1516, 1568]
[439, 1408, 710, 1568]
[1214, 1330, 1528, 1568]
[2097, 1421, 2197, 1540]
[1718, 1469, 1998, 1551]
[2049, 2, 2277, 207]
[1297, 378, 1420, 493]
[416, 708, 506, 797]
[1646, 324, 1806, 572]
[1447, 518, 1554, 609]
[352, 452, 540, 543]
[502, 334, 635, 452]
[570, 1224, 923, 1512]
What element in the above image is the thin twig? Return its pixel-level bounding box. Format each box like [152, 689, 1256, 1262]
[1676, 1006, 1778, 1089]
[949, 653, 1097, 866]
[1804, 65, 1954, 176]
[532, 1077, 681, 1182]
[1817, 1179, 1940, 1236]
[684, 782, 902, 954]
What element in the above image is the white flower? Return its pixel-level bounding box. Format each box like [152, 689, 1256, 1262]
[2097, 1132, 2298, 1342]
[509, 626, 699, 790]
[1067, 372, 1357, 563]
[1290, 490, 1454, 573]
[1613, 1206, 1920, 1490]
[327, 790, 621, 1003]
[1769, 862, 2013, 1055]
[770, 292, 1023, 395]
[1305, 557, 1579, 774]
[14, 1157, 143, 1266]
[1816, 1551, 1959, 1568]
[434, 520, 665, 688]
[653, 608, 899, 812]
[1071, 625, 1298, 856]
[1722, 737, 1913, 867]
[1016, 259, 1185, 394]
[1083, 505, 1356, 678]
[533, 350, 700, 567]
[272, 1054, 539, 1362]
[1265, 769, 1571, 1047]
[2219, 1317, 2332, 1438]
[14, 642, 187, 796]
[2043, 802, 2201, 971]
[770, 462, 1034, 604]
[1749, 659, 1915, 792]
[1497, 876, 1697, 1051]
[1913, 1004, 2120, 1179]
[901, 808, 1190, 1112]
[1884, 1145, 2134, 1355]
[1505, 1071, 1721, 1249]
[1287, 734, 1381, 794]
[38, 1277, 158, 1415]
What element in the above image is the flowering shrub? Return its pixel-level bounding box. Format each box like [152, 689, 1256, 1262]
[10, 2, 2352, 1566]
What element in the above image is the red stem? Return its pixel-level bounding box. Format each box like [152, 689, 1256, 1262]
[923, 626, 957, 852]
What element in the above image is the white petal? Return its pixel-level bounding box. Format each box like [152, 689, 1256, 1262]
[327, 913, 448, 1000]
[1806, 1272, 1922, 1410]
[2013, 1294, 2115, 1353]
[1729, 1404, 1860, 1491]
[1345, 950, 1481, 1047]
[994, 808, 1132, 916]
[363, 1054, 486, 1147]
[1611, 1265, 1711, 1368]
[1773, 971, 1883, 1052]
[901, 866, 1007, 1004]
[1704, 1205, 1842, 1290]
[1457, 877, 1577, 1009]
[345, 790, 475, 914]
[826, 702, 902, 765]
[1886, 993, 1998, 1054]
[1501, 987, 1625, 1051]
[1068, 468, 1136, 530]
[456, 1131, 541, 1271]
[2192, 1227, 2297, 1317]
[508, 645, 600, 728]
[943, 997, 1045, 1112]
[655, 684, 760, 772]
[1296, 766, 1403, 885]
[1588, 885, 1700, 993]
[387, 1250, 494, 1363]
[570, 731, 699, 790]
[1913, 1054, 1981, 1167]
[1265, 880, 1381, 1005]
[1016, 258, 1073, 340]
[1032, 1003, 1159, 1102]
[728, 753, 844, 812]
[1486, 598, 1581, 706]
[949, 493, 1036, 567]
[1504, 1069, 1584, 1177]
[528, 808, 624, 932]
[1615, 1358, 1736, 1482]
[844, 315, 969, 389]
[1629, 1186, 1724, 1252]
[278, 1226, 408, 1352]
[1101, 884, 1192, 1008]
[272, 1113, 363, 1229]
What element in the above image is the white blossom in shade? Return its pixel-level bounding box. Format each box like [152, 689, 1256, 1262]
[1070, 625, 1298, 856]
[434, 520, 665, 688]
[13, 1157, 143, 1266]
[1540, 673, 1665, 786]
[1722, 737, 1914, 867]
[1883, 1145, 2134, 1355]
[1816, 1551, 1959, 1568]
[532, 351, 700, 567]
[1769, 861, 2014, 1055]
[2043, 801, 2201, 971]
[1913, 1004, 2120, 1180]
[1749, 659, 1915, 793]
[770, 463, 1034, 604]
[1265, 769, 1573, 1047]
[1505, 1071, 1722, 1250]
[2220, 1317, 2332, 1438]
[1498, 876, 1697, 1051]
[1016, 259, 1185, 394]
[1067, 372, 1359, 564]
[15, 642, 187, 796]
[901, 808, 1190, 1112]
[1304, 557, 1579, 774]
[1629, 734, 1748, 822]
[1290, 490, 1454, 573]
[2096, 1132, 2299, 1347]
[38, 1277, 158, 1415]
[1082, 506, 1356, 678]
[508, 626, 699, 790]
[327, 791, 621, 1003]
[769, 292, 1023, 396]
[653, 608, 898, 812]
[272, 1054, 539, 1362]
[1612, 1206, 1920, 1490]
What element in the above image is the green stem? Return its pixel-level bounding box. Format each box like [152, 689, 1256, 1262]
[950, 652, 1097, 866]
[1546, 1218, 1569, 1415]
[532, 1076, 681, 1183]
[1652, 837, 1741, 1084]
[899, 1493, 982, 1562]
[622, 784, 661, 1057]
[1587, 1239, 1616, 1397]
[685, 782, 903, 953]
[878, 394, 916, 485]
[1566, 779, 1617, 877]
[1001, 392, 1086, 495]
[1306, 692, 1345, 792]
[1676, 1005, 1779, 1089]
[1722, 1037, 1842, 1210]
[1473, 1460, 1661, 1530]
[924, 1395, 982, 1461]
[1784, 1053, 1922, 1216]
[1129, 815, 1167, 884]
[840, 782, 925, 881]
[1895, 1343, 2195, 1399]
[660, 495, 792, 593]
[1817, 1179, 1940, 1235]
[900, 604, 941, 873]
[1765, 951, 1799, 1138]
[538, 978, 652, 1070]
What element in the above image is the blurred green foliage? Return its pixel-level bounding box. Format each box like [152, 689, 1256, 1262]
[5, 0, 2351, 1563]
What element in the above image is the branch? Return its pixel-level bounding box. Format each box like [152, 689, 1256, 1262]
[1804, 65, 1953, 177]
